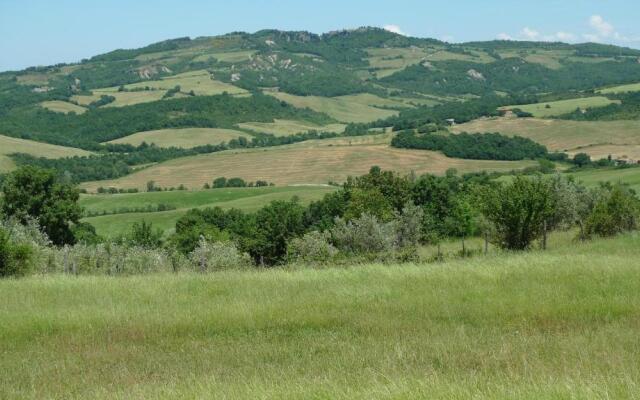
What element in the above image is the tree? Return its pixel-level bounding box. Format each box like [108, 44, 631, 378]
[573, 153, 591, 168]
[480, 176, 556, 250]
[253, 199, 306, 265]
[212, 177, 227, 188]
[128, 221, 163, 249]
[146, 180, 158, 192]
[0, 227, 34, 277]
[1, 166, 81, 246]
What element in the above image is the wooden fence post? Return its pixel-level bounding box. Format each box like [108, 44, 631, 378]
[542, 220, 548, 250]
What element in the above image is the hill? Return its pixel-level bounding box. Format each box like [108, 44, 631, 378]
[0, 134, 92, 172]
[2, 232, 639, 398]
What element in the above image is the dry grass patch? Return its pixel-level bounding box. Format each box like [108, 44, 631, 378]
[81, 142, 535, 191]
[453, 117, 640, 154]
[0, 134, 92, 172]
[106, 128, 252, 148]
[501, 96, 618, 117]
[40, 101, 86, 114]
[237, 119, 346, 137]
[266, 92, 398, 123]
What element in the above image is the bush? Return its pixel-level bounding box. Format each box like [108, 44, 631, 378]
[0, 227, 34, 277]
[329, 214, 397, 255]
[288, 231, 338, 264]
[585, 185, 639, 237]
[189, 238, 252, 271]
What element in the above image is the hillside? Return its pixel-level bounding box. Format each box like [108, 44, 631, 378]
[2, 232, 639, 399]
[2, 27, 640, 188]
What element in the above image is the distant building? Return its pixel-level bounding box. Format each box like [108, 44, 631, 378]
[445, 118, 456, 126]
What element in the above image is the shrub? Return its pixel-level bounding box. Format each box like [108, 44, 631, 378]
[189, 238, 252, 271]
[288, 231, 338, 264]
[585, 185, 639, 237]
[329, 214, 397, 255]
[0, 227, 34, 277]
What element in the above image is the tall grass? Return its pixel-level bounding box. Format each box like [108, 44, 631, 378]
[1, 233, 639, 399]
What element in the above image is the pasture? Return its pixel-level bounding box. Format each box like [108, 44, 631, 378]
[80, 136, 536, 192]
[237, 119, 346, 137]
[568, 167, 640, 192]
[598, 82, 640, 94]
[265, 91, 399, 123]
[1, 233, 639, 399]
[40, 100, 87, 114]
[106, 128, 252, 148]
[502, 96, 619, 117]
[0, 134, 91, 172]
[111, 70, 247, 96]
[81, 186, 335, 237]
[452, 117, 640, 154]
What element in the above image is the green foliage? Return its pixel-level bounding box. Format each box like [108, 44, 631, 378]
[253, 199, 306, 265]
[573, 153, 592, 167]
[127, 221, 163, 249]
[479, 176, 556, 250]
[391, 131, 548, 161]
[0, 227, 34, 277]
[1, 166, 81, 246]
[585, 185, 639, 237]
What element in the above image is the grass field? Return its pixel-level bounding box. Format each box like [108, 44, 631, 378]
[110, 70, 247, 96]
[106, 128, 252, 148]
[452, 117, 640, 154]
[40, 100, 87, 114]
[81, 186, 335, 237]
[2, 233, 639, 399]
[501, 96, 619, 117]
[81, 136, 536, 192]
[266, 91, 399, 123]
[237, 119, 346, 136]
[598, 82, 640, 94]
[568, 167, 640, 192]
[0, 134, 92, 172]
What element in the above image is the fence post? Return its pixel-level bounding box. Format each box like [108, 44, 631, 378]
[484, 232, 489, 255]
[542, 220, 548, 250]
[63, 246, 69, 274]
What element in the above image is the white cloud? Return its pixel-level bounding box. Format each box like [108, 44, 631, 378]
[497, 33, 513, 41]
[554, 31, 576, 42]
[589, 15, 614, 37]
[521, 27, 540, 40]
[383, 25, 406, 36]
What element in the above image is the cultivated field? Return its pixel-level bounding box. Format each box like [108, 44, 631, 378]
[0, 134, 91, 172]
[2, 233, 639, 399]
[568, 167, 640, 192]
[106, 128, 252, 148]
[453, 117, 640, 154]
[265, 91, 399, 123]
[237, 119, 346, 137]
[502, 96, 619, 117]
[81, 186, 335, 237]
[40, 100, 87, 114]
[81, 137, 536, 192]
[599, 82, 640, 94]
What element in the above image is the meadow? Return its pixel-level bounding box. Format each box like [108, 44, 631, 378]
[568, 167, 640, 192]
[106, 127, 252, 148]
[0, 134, 92, 172]
[598, 82, 640, 94]
[265, 91, 400, 123]
[1, 232, 639, 399]
[81, 136, 537, 192]
[237, 119, 346, 137]
[40, 100, 87, 114]
[81, 186, 335, 237]
[501, 96, 619, 117]
[452, 117, 640, 155]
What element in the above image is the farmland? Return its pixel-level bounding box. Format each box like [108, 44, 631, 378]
[0, 134, 92, 172]
[2, 233, 640, 399]
[452, 117, 640, 155]
[81, 135, 537, 192]
[106, 128, 252, 148]
[237, 119, 346, 137]
[40, 100, 87, 114]
[501, 96, 619, 117]
[265, 91, 400, 123]
[599, 82, 640, 94]
[81, 186, 336, 237]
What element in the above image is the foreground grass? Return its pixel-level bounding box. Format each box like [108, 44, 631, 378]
[1, 234, 639, 399]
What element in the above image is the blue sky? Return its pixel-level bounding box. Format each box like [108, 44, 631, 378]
[1, 0, 639, 71]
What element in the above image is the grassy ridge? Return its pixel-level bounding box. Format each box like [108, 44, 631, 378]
[81, 186, 336, 237]
[1, 233, 639, 399]
[502, 96, 619, 117]
[106, 127, 252, 148]
[0, 134, 92, 172]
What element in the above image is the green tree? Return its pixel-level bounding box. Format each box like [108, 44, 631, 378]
[573, 153, 591, 167]
[253, 199, 306, 265]
[480, 176, 556, 250]
[212, 177, 227, 188]
[1, 166, 81, 246]
[585, 185, 639, 237]
[127, 221, 163, 249]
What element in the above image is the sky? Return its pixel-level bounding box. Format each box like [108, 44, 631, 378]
[1, 0, 639, 71]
